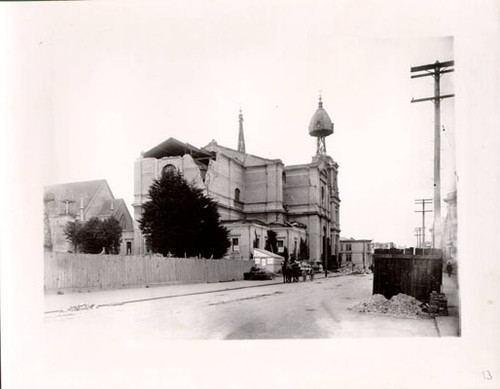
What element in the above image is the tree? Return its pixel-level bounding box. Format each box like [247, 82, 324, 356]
[78, 218, 104, 254]
[64, 217, 122, 254]
[139, 170, 230, 258]
[282, 246, 289, 262]
[299, 238, 309, 260]
[101, 217, 123, 254]
[264, 230, 278, 253]
[64, 220, 82, 252]
[253, 231, 259, 249]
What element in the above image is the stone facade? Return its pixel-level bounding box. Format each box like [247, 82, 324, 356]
[44, 180, 134, 255]
[284, 155, 341, 264]
[133, 138, 340, 266]
[133, 102, 341, 266]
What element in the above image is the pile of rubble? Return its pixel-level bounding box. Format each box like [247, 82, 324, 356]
[349, 293, 430, 319]
[335, 266, 371, 276]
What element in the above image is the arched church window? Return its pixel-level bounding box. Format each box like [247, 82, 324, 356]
[234, 188, 241, 201]
[162, 164, 176, 177]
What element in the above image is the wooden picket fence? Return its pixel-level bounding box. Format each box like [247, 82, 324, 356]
[44, 252, 254, 292]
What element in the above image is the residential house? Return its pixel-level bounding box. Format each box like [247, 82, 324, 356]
[339, 238, 373, 271]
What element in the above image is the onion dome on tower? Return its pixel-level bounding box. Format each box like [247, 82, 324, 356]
[308, 96, 334, 155]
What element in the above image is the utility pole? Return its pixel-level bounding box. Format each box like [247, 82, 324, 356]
[414, 227, 422, 248]
[415, 199, 432, 249]
[411, 60, 454, 249]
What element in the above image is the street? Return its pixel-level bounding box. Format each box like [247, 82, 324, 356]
[41, 272, 462, 388]
[44, 273, 442, 341]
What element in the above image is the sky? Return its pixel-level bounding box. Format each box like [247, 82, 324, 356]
[7, 1, 456, 247]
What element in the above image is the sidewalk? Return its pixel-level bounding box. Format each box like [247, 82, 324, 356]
[434, 272, 460, 336]
[44, 272, 342, 313]
[45, 276, 285, 313]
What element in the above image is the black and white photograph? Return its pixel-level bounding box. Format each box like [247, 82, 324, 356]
[2, 1, 499, 388]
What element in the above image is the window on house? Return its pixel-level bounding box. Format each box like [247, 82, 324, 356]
[346, 253, 352, 262]
[254, 236, 260, 249]
[234, 188, 240, 201]
[277, 239, 284, 253]
[231, 238, 239, 252]
[59, 200, 74, 215]
[120, 215, 126, 229]
[162, 164, 176, 177]
[346, 244, 352, 251]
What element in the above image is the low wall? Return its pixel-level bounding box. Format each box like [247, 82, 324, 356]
[44, 252, 254, 292]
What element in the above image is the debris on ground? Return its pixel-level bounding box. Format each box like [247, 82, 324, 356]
[335, 266, 372, 276]
[67, 303, 97, 312]
[243, 266, 275, 280]
[349, 293, 430, 319]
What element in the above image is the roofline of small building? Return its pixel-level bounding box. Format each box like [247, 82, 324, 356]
[285, 157, 339, 170]
[44, 179, 108, 192]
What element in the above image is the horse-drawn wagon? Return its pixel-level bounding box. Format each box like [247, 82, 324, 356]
[282, 261, 315, 283]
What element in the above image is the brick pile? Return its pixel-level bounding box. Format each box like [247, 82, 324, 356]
[429, 291, 448, 316]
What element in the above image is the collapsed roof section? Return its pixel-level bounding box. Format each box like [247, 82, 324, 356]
[143, 137, 215, 160]
[143, 137, 216, 181]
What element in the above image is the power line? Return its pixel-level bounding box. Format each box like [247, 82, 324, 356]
[411, 60, 454, 248]
[415, 198, 432, 249]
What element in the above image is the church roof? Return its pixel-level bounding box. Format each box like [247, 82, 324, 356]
[44, 179, 111, 210]
[143, 137, 215, 160]
[203, 141, 282, 167]
[97, 199, 125, 218]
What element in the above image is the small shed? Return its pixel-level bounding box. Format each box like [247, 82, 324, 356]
[253, 248, 284, 273]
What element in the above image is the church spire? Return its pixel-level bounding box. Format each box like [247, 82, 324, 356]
[238, 108, 246, 153]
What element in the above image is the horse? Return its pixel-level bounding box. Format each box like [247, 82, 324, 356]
[290, 262, 301, 282]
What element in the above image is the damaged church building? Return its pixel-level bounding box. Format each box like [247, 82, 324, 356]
[133, 99, 341, 268]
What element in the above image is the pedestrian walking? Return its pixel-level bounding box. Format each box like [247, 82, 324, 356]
[446, 261, 453, 277]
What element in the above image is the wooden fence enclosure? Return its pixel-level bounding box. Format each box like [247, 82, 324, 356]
[372, 252, 443, 303]
[44, 252, 254, 292]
